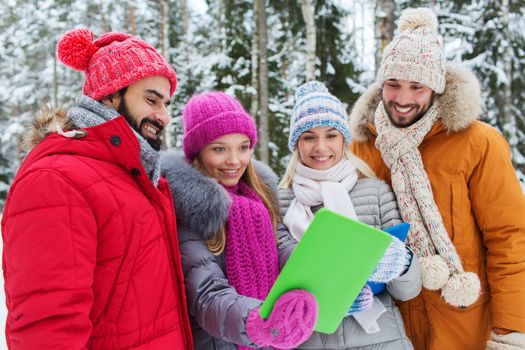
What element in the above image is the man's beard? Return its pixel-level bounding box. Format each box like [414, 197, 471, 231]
[382, 99, 433, 128]
[117, 98, 164, 151]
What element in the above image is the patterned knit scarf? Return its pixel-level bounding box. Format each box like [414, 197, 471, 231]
[68, 95, 161, 186]
[225, 181, 279, 301]
[374, 101, 480, 307]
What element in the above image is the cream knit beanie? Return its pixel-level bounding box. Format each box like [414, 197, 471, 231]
[377, 7, 446, 94]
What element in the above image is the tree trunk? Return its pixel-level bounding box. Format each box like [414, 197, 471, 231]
[128, 0, 136, 35]
[256, 0, 269, 164]
[159, 0, 169, 59]
[499, 0, 515, 151]
[301, 0, 316, 81]
[250, 0, 259, 119]
[182, 0, 189, 49]
[53, 39, 58, 106]
[159, 0, 171, 148]
[101, 10, 110, 33]
[216, 0, 224, 53]
[374, 0, 395, 72]
[183, 0, 190, 67]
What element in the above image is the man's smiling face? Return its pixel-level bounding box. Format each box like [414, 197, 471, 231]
[382, 79, 434, 128]
[105, 75, 172, 150]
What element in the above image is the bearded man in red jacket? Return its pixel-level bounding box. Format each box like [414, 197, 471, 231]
[1, 28, 193, 349]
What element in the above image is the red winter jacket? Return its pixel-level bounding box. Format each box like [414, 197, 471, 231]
[1, 109, 193, 349]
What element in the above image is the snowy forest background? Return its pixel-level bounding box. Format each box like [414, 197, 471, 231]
[1, 0, 525, 212]
[0, 0, 524, 346]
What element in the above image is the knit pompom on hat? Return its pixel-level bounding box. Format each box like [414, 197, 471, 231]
[288, 81, 352, 151]
[182, 92, 257, 161]
[57, 27, 177, 100]
[377, 7, 446, 94]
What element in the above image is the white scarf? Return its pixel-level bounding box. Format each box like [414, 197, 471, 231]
[284, 159, 358, 240]
[284, 158, 387, 333]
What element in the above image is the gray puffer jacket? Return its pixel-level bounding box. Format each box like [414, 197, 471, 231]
[160, 151, 297, 350]
[279, 177, 422, 349]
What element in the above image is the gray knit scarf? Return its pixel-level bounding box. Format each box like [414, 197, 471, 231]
[67, 95, 161, 186]
[374, 101, 480, 307]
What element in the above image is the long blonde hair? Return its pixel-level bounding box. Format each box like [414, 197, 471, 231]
[278, 147, 376, 189]
[194, 157, 280, 255]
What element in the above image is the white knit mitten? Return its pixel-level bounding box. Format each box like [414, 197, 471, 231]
[369, 236, 411, 283]
[346, 284, 374, 315]
[486, 331, 525, 350]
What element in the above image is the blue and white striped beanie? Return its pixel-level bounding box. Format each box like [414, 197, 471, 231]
[288, 81, 352, 151]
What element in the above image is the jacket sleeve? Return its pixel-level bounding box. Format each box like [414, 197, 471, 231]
[276, 188, 300, 269]
[2, 169, 96, 349]
[377, 181, 402, 230]
[278, 187, 295, 219]
[470, 128, 525, 332]
[276, 223, 297, 270]
[386, 250, 422, 301]
[378, 181, 423, 301]
[177, 224, 261, 347]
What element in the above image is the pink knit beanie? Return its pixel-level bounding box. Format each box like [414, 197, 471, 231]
[57, 28, 177, 100]
[377, 8, 446, 94]
[182, 92, 258, 160]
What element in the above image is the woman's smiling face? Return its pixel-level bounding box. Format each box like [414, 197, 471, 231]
[297, 126, 344, 170]
[197, 133, 251, 186]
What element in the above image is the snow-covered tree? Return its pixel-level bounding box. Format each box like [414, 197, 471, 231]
[1, 0, 523, 210]
[461, 0, 525, 185]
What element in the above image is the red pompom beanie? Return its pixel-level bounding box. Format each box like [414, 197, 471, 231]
[57, 28, 177, 100]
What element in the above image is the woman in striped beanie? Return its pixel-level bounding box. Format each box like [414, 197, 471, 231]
[278, 81, 422, 349]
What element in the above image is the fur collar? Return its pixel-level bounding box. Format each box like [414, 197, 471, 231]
[349, 63, 484, 141]
[160, 150, 278, 240]
[24, 106, 75, 149]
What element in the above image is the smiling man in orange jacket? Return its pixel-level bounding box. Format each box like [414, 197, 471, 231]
[349, 7, 525, 350]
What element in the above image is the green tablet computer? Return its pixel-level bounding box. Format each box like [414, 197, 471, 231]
[259, 208, 392, 334]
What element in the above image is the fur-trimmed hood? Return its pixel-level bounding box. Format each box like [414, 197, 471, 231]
[24, 107, 77, 149]
[160, 150, 279, 240]
[349, 63, 484, 141]
[24, 97, 162, 184]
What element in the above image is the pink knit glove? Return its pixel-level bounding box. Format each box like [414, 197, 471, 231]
[246, 290, 318, 349]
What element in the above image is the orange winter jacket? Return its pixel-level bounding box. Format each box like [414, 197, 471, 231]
[349, 64, 525, 350]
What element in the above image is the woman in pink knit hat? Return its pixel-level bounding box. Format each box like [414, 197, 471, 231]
[160, 91, 318, 350]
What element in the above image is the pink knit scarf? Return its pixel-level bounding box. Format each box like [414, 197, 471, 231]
[225, 181, 279, 301]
